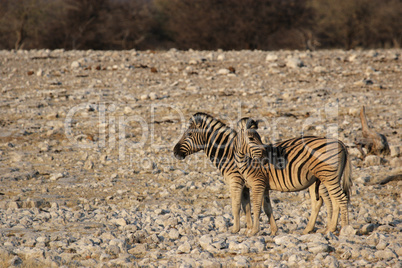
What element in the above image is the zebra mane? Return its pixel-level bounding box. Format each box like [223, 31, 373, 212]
[190, 112, 236, 139]
[190, 112, 227, 127]
[236, 117, 258, 131]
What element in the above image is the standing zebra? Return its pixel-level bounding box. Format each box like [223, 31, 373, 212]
[173, 113, 340, 235]
[235, 117, 352, 236]
[173, 112, 255, 234]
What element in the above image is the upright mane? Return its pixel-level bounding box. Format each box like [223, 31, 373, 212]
[190, 112, 231, 130]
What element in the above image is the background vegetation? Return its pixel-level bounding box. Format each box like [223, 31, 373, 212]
[0, 0, 401, 50]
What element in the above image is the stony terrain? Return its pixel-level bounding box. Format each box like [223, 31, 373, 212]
[0, 48, 401, 267]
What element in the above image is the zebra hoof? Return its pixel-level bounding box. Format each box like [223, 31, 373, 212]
[316, 228, 327, 234]
[302, 228, 314, 235]
[270, 228, 278, 236]
[247, 228, 259, 236]
[231, 226, 240, 234]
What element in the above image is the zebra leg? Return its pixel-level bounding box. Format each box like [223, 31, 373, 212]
[249, 185, 265, 236]
[263, 189, 278, 236]
[328, 196, 340, 233]
[241, 187, 253, 232]
[320, 184, 333, 233]
[230, 182, 244, 233]
[339, 195, 349, 228]
[303, 183, 323, 234]
[326, 184, 349, 233]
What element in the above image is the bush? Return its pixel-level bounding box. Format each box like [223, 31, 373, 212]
[156, 0, 313, 50]
[310, 0, 402, 49]
[0, 0, 400, 50]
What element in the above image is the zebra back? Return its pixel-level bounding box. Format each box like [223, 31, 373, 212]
[235, 120, 349, 192]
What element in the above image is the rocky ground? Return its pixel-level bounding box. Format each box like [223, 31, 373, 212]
[0, 48, 401, 267]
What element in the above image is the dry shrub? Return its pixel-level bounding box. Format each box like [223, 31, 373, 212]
[310, 0, 402, 49]
[0, 0, 400, 50]
[156, 0, 313, 50]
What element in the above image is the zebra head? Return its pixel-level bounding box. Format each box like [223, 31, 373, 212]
[173, 113, 208, 160]
[236, 118, 265, 161]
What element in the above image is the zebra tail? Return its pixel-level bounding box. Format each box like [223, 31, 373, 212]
[342, 152, 353, 201]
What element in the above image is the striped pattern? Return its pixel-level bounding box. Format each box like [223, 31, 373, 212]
[173, 113, 348, 235]
[235, 118, 352, 235]
[174, 112, 253, 234]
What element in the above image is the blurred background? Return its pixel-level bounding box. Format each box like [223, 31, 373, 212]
[1, 0, 401, 51]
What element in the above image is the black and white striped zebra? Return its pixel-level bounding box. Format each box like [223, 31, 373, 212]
[235, 117, 352, 236]
[173, 113, 341, 235]
[173, 112, 254, 234]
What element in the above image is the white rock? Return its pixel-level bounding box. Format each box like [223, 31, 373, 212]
[14, 247, 44, 259]
[100, 253, 111, 261]
[177, 241, 191, 253]
[390, 146, 400, 157]
[168, 228, 180, 240]
[71, 61, 81, 69]
[217, 54, 225, 61]
[110, 238, 126, 249]
[366, 232, 382, 246]
[199, 234, 216, 252]
[374, 249, 397, 260]
[356, 176, 371, 184]
[313, 66, 326, 73]
[266, 54, 278, 62]
[348, 54, 357, 62]
[307, 242, 331, 254]
[218, 68, 230, 75]
[49, 172, 63, 181]
[124, 106, 133, 114]
[390, 157, 402, 167]
[111, 218, 127, 227]
[300, 233, 327, 244]
[149, 92, 158, 100]
[36, 68, 44, 76]
[128, 244, 147, 255]
[364, 155, 381, 166]
[288, 254, 301, 265]
[274, 235, 300, 247]
[140, 94, 149, 100]
[8, 255, 22, 266]
[376, 239, 389, 250]
[324, 255, 340, 268]
[286, 57, 304, 68]
[233, 256, 250, 266]
[10, 152, 23, 162]
[340, 225, 357, 237]
[347, 107, 360, 116]
[360, 223, 375, 235]
[36, 236, 49, 243]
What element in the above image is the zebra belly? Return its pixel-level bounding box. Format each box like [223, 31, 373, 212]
[267, 170, 317, 192]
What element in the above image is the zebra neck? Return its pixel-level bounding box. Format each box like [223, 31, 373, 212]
[234, 150, 254, 172]
[203, 126, 235, 170]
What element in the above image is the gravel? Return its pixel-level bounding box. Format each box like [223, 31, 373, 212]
[0, 48, 401, 267]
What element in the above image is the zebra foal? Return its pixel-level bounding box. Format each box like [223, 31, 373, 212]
[235, 118, 352, 236]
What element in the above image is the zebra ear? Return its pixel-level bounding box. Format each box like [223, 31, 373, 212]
[246, 119, 259, 130]
[190, 121, 202, 129]
[190, 114, 203, 128]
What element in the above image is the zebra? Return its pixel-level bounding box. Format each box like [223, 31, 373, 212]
[173, 112, 255, 234]
[173, 112, 340, 235]
[234, 117, 352, 236]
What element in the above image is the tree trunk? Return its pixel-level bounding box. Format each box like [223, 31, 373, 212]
[355, 106, 390, 158]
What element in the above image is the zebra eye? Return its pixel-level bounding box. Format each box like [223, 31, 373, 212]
[248, 135, 256, 141]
